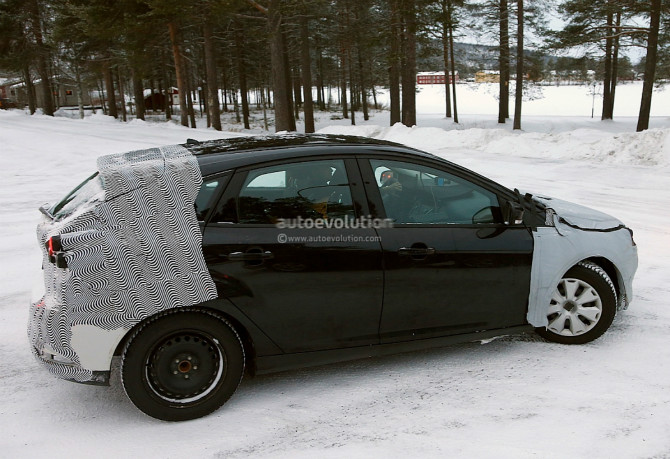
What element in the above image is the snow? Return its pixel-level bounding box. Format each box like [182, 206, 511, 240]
[319, 122, 670, 165]
[1, 82, 670, 457]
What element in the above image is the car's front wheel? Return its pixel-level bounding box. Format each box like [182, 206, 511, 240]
[536, 261, 617, 344]
[121, 309, 244, 421]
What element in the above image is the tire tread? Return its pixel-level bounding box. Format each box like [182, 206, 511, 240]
[120, 308, 245, 421]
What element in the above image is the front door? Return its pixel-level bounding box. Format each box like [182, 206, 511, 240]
[360, 157, 533, 343]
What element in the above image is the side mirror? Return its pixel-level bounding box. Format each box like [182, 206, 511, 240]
[503, 201, 525, 225]
[472, 206, 496, 224]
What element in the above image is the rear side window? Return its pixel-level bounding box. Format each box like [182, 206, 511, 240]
[49, 172, 105, 220]
[195, 175, 228, 221]
[215, 159, 356, 224]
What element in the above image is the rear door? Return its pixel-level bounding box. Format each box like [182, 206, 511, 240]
[201, 155, 383, 353]
[359, 156, 533, 343]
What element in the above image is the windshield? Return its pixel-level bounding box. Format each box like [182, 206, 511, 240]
[48, 172, 105, 220]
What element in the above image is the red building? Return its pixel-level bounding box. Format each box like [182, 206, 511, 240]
[416, 72, 459, 85]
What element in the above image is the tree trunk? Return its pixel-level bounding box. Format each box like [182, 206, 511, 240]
[513, 0, 523, 130]
[132, 68, 145, 121]
[149, 78, 155, 112]
[103, 61, 118, 118]
[389, 0, 401, 125]
[117, 67, 127, 122]
[637, 0, 661, 132]
[300, 17, 315, 133]
[448, 5, 458, 124]
[234, 23, 251, 129]
[357, 44, 369, 121]
[52, 79, 59, 110]
[202, 83, 209, 126]
[266, 1, 293, 132]
[609, 11, 621, 118]
[602, 9, 613, 120]
[340, 51, 348, 119]
[151, 81, 156, 110]
[316, 46, 325, 110]
[284, 32, 297, 131]
[75, 64, 85, 119]
[498, 0, 509, 123]
[198, 86, 204, 118]
[27, 0, 54, 116]
[401, 0, 417, 127]
[168, 22, 189, 126]
[261, 85, 269, 130]
[221, 65, 229, 112]
[203, 21, 222, 130]
[23, 65, 36, 114]
[442, 0, 451, 118]
[184, 63, 196, 128]
[348, 48, 356, 125]
[160, 48, 171, 120]
[293, 67, 301, 121]
[233, 89, 240, 123]
[98, 78, 107, 114]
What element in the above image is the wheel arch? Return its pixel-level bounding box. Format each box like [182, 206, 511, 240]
[113, 305, 259, 376]
[527, 226, 637, 328]
[584, 256, 621, 298]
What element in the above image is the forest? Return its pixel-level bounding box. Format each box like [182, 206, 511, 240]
[0, 0, 668, 133]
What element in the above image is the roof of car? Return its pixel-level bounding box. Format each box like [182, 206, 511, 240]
[184, 133, 410, 153]
[185, 133, 442, 175]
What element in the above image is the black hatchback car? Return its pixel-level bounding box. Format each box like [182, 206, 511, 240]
[29, 134, 637, 421]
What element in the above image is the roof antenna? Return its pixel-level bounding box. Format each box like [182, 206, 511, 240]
[186, 138, 200, 145]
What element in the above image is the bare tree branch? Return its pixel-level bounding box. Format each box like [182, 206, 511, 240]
[245, 0, 268, 15]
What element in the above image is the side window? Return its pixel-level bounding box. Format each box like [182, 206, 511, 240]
[370, 159, 500, 224]
[195, 176, 227, 221]
[229, 159, 355, 224]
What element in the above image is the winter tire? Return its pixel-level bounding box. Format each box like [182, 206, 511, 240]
[121, 309, 244, 421]
[536, 261, 617, 345]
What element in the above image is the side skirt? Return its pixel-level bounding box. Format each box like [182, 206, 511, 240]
[254, 325, 534, 375]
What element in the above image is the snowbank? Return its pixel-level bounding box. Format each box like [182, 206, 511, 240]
[318, 123, 670, 166]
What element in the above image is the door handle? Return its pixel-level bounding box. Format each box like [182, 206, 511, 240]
[228, 251, 274, 261]
[398, 247, 436, 256]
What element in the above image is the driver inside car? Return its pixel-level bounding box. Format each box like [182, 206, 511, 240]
[379, 169, 403, 197]
[378, 169, 406, 222]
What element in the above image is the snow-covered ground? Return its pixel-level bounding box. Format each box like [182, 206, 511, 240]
[1, 83, 670, 458]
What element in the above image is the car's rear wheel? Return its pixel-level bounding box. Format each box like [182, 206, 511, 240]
[536, 261, 617, 345]
[121, 309, 244, 421]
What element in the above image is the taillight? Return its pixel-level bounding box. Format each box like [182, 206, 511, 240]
[47, 238, 54, 257]
[45, 235, 62, 258]
[45, 236, 67, 268]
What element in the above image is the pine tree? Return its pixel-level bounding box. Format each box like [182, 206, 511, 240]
[637, 0, 662, 132]
[512, 0, 522, 130]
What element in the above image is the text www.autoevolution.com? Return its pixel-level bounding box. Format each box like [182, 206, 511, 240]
[277, 233, 381, 243]
[275, 216, 391, 244]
